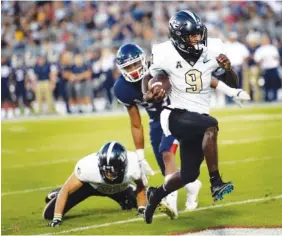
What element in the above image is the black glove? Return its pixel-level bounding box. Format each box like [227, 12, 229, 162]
[48, 218, 62, 227]
[137, 207, 145, 216]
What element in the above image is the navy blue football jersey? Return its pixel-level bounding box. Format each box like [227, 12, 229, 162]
[114, 76, 169, 121]
[12, 67, 26, 84]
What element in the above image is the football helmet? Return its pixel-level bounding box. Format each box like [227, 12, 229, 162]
[168, 10, 207, 56]
[116, 43, 148, 82]
[98, 141, 128, 184]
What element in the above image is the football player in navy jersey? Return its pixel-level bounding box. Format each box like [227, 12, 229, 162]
[1, 55, 14, 119]
[11, 54, 31, 116]
[114, 44, 202, 219]
[68, 53, 92, 113]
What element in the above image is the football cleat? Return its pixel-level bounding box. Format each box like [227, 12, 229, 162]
[144, 187, 164, 224]
[45, 188, 61, 203]
[158, 199, 178, 220]
[211, 181, 234, 201]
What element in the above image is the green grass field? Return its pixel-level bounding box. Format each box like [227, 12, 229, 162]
[1, 105, 282, 235]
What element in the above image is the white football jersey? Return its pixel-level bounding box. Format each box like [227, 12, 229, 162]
[74, 151, 143, 194]
[150, 39, 223, 114]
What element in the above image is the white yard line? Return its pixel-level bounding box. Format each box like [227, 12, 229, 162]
[1, 156, 278, 197]
[2, 157, 80, 169]
[1, 185, 61, 196]
[37, 194, 282, 235]
[3, 134, 281, 168]
[219, 135, 282, 145]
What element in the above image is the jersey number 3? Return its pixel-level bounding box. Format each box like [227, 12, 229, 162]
[185, 69, 203, 93]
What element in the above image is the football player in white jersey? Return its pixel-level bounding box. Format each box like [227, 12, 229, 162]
[43, 141, 148, 227]
[143, 10, 250, 224]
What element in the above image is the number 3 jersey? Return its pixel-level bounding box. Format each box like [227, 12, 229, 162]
[74, 151, 144, 195]
[150, 40, 222, 115]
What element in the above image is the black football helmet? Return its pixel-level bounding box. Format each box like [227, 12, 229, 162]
[169, 10, 207, 56]
[116, 43, 148, 82]
[98, 141, 128, 184]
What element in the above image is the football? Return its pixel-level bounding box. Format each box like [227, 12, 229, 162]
[148, 75, 171, 94]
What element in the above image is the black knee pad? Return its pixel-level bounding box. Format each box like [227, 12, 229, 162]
[180, 168, 200, 185]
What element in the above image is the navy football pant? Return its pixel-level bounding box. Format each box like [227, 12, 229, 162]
[149, 120, 176, 176]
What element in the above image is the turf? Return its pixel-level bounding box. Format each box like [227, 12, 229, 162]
[1, 105, 282, 235]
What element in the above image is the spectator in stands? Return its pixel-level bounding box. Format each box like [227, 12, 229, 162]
[224, 32, 250, 89]
[11, 54, 31, 116]
[67, 53, 92, 113]
[1, 56, 14, 119]
[31, 54, 56, 114]
[254, 35, 281, 102]
[244, 31, 262, 101]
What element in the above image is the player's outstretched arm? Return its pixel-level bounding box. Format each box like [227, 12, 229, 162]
[211, 79, 251, 107]
[48, 173, 83, 227]
[127, 105, 154, 176]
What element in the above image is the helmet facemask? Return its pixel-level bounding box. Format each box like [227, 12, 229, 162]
[117, 54, 148, 83]
[100, 165, 120, 182]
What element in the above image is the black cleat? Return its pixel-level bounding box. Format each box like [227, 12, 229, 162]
[211, 181, 234, 201]
[144, 187, 163, 224]
[45, 188, 61, 203]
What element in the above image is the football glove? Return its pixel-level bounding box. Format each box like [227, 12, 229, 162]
[48, 218, 62, 227]
[136, 149, 155, 176]
[137, 206, 145, 216]
[232, 89, 251, 107]
[139, 158, 155, 176]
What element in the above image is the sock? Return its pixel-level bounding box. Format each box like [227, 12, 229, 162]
[70, 105, 78, 114]
[157, 184, 169, 199]
[164, 173, 173, 184]
[184, 181, 195, 193]
[209, 170, 221, 185]
[86, 104, 93, 113]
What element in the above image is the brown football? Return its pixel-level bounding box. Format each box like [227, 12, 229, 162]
[148, 75, 171, 93]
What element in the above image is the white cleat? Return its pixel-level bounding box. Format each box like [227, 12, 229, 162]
[185, 179, 202, 211]
[158, 199, 178, 220]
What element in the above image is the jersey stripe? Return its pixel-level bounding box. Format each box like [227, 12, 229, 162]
[106, 141, 116, 165]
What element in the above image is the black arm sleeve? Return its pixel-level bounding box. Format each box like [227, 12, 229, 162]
[216, 69, 238, 88]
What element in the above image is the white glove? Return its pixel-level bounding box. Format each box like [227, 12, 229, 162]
[139, 158, 155, 176]
[232, 89, 251, 107]
[136, 149, 155, 176]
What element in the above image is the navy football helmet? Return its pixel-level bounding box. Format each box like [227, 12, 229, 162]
[98, 141, 128, 184]
[169, 10, 207, 56]
[116, 43, 148, 82]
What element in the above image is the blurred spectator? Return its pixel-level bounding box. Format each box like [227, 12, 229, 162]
[1, 56, 14, 119]
[31, 55, 56, 114]
[11, 54, 31, 116]
[67, 53, 92, 113]
[244, 31, 262, 101]
[254, 35, 281, 102]
[224, 32, 250, 89]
